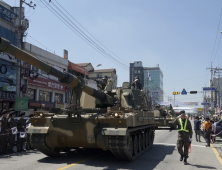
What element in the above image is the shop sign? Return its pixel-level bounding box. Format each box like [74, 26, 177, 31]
[29, 102, 54, 108]
[0, 53, 17, 63]
[15, 97, 28, 111]
[0, 4, 17, 23]
[0, 92, 15, 100]
[3, 85, 16, 92]
[28, 77, 67, 92]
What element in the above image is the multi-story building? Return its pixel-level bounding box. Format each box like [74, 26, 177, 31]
[22, 42, 69, 113]
[129, 61, 163, 102]
[144, 65, 163, 102]
[0, 2, 18, 110]
[129, 61, 144, 86]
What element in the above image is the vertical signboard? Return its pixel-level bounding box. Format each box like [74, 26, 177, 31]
[15, 97, 28, 111]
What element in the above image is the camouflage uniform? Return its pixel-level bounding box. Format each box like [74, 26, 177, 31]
[173, 117, 193, 159]
[7, 113, 17, 153]
[0, 111, 9, 154]
[17, 116, 27, 152]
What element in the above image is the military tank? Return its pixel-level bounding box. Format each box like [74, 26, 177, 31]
[0, 37, 155, 161]
[154, 104, 176, 130]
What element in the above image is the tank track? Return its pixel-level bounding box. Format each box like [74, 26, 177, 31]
[109, 125, 155, 161]
[31, 134, 61, 157]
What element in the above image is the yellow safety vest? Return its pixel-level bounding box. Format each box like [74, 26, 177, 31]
[178, 118, 189, 132]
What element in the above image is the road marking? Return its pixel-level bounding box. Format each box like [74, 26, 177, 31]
[211, 144, 222, 166]
[154, 143, 205, 147]
[57, 152, 105, 170]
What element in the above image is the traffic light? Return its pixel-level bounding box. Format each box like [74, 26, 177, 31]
[190, 91, 197, 94]
[173, 92, 180, 95]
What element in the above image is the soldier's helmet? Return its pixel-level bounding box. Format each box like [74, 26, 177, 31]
[102, 75, 108, 80]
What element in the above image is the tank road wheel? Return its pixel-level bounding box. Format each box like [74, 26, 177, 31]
[142, 133, 146, 150]
[138, 134, 142, 152]
[127, 136, 133, 157]
[133, 135, 139, 155]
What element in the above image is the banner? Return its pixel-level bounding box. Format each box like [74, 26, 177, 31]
[15, 97, 28, 111]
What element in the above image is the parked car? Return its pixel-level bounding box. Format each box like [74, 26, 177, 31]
[214, 119, 222, 138]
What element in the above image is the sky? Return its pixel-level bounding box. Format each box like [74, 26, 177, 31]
[4, 0, 222, 105]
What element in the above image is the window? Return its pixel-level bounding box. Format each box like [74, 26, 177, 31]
[54, 93, 63, 103]
[27, 88, 35, 100]
[138, 70, 140, 73]
[97, 73, 102, 78]
[134, 70, 137, 73]
[39, 90, 51, 102]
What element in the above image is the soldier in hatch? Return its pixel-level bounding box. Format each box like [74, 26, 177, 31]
[131, 76, 142, 90]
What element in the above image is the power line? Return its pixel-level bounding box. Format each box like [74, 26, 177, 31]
[41, 0, 128, 70]
[54, 0, 129, 65]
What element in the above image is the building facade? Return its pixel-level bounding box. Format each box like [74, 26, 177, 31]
[129, 61, 164, 102]
[88, 68, 117, 89]
[0, 2, 18, 111]
[144, 65, 164, 102]
[22, 42, 69, 113]
[129, 61, 144, 86]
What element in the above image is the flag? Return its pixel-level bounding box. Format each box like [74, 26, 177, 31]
[148, 72, 151, 81]
[20, 132, 26, 138]
[11, 127, 17, 134]
[26, 123, 31, 130]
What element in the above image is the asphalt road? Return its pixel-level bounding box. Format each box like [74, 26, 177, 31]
[1, 124, 222, 170]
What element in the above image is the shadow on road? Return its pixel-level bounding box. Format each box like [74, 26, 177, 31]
[37, 144, 175, 170]
[189, 163, 217, 169]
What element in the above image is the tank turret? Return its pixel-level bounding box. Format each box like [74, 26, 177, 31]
[0, 37, 155, 161]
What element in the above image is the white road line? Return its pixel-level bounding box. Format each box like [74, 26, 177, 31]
[154, 143, 206, 148]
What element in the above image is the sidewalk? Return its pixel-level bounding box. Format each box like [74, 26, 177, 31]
[213, 136, 222, 158]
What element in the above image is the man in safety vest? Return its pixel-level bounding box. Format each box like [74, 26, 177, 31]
[173, 110, 193, 165]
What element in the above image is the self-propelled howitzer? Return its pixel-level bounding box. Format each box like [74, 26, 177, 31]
[0, 37, 155, 161]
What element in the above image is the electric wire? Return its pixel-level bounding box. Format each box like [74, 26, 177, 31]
[54, 0, 129, 65]
[48, 1, 128, 69]
[41, 0, 128, 70]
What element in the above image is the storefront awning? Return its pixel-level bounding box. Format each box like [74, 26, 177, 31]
[68, 61, 88, 76]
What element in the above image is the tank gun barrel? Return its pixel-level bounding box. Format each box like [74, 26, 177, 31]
[0, 37, 108, 102]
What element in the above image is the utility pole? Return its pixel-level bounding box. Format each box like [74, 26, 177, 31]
[16, 0, 36, 98]
[206, 63, 222, 114]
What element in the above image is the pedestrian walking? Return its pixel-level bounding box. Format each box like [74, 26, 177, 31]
[173, 110, 193, 165]
[0, 110, 9, 155]
[203, 117, 212, 147]
[17, 112, 27, 152]
[7, 110, 17, 154]
[26, 114, 34, 151]
[194, 116, 201, 142]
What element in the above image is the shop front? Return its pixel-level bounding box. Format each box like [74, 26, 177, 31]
[27, 76, 68, 112]
[0, 55, 17, 111]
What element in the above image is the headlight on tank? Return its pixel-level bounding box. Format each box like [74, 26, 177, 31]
[40, 113, 43, 117]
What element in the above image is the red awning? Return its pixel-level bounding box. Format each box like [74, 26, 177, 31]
[68, 61, 88, 76]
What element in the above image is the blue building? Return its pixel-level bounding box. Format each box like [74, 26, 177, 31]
[0, 2, 18, 110]
[144, 65, 163, 102]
